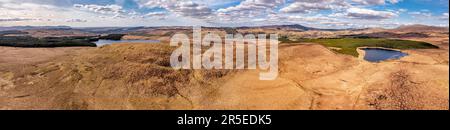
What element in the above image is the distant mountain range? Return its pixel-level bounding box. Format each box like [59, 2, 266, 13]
[0, 24, 341, 32]
[75, 27, 149, 34]
[1, 24, 448, 35]
[0, 26, 72, 31]
[238, 24, 342, 31]
[390, 24, 449, 32]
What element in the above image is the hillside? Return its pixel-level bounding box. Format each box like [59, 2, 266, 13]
[1, 39, 448, 110]
[0, 44, 232, 109]
[390, 24, 449, 33]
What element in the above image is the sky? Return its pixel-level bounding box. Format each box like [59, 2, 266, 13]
[0, 0, 448, 28]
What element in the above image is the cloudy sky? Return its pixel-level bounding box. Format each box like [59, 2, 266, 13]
[0, 0, 448, 28]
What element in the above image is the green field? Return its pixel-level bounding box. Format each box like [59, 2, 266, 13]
[280, 38, 439, 57]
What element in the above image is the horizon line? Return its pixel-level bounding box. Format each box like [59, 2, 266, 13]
[1, 24, 449, 30]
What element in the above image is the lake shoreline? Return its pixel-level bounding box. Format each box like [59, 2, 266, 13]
[358, 47, 409, 62]
[95, 39, 161, 47]
[357, 47, 406, 62]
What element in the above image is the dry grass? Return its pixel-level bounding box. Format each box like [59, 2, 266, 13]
[94, 44, 232, 96]
[1, 35, 448, 110]
[0, 43, 234, 109]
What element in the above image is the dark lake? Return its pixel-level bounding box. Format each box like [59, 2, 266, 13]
[95, 40, 160, 47]
[363, 48, 408, 62]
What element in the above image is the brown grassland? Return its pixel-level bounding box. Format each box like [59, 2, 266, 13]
[0, 28, 448, 110]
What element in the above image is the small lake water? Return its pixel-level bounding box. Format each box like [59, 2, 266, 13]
[362, 48, 408, 62]
[95, 40, 160, 47]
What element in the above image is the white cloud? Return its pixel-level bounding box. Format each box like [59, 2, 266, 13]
[0, 0, 446, 28]
[287, 15, 336, 22]
[212, 0, 286, 24]
[281, 3, 331, 13]
[280, 0, 349, 13]
[0, 18, 33, 22]
[218, 0, 285, 12]
[171, 1, 212, 18]
[0, 2, 68, 24]
[66, 19, 87, 23]
[74, 4, 126, 16]
[351, 0, 402, 5]
[332, 7, 397, 20]
[408, 11, 433, 18]
[0, 1, 166, 27]
[398, 8, 407, 12]
[137, 0, 213, 19]
[440, 13, 449, 20]
[408, 12, 449, 22]
[145, 12, 168, 20]
[146, 12, 167, 17]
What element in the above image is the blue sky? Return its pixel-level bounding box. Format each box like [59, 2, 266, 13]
[0, 0, 448, 28]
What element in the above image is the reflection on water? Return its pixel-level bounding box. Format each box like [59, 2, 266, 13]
[95, 40, 160, 47]
[363, 48, 408, 62]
